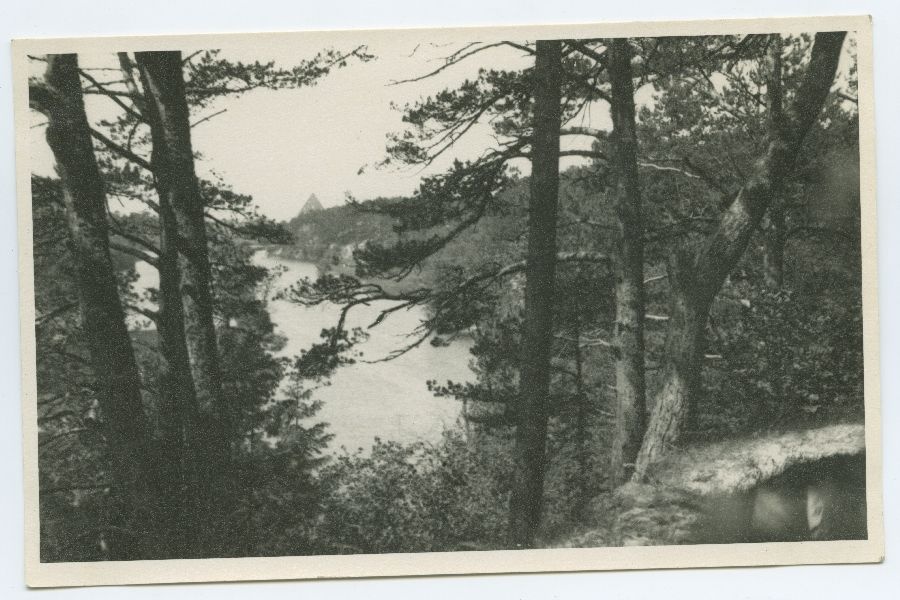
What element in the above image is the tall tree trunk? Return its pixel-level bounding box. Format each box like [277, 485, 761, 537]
[111, 51, 203, 556]
[135, 52, 228, 452]
[136, 52, 228, 552]
[633, 32, 846, 479]
[573, 318, 590, 520]
[632, 250, 707, 471]
[764, 35, 786, 289]
[30, 54, 155, 559]
[507, 39, 562, 549]
[607, 38, 647, 486]
[154, 196, 203, 555]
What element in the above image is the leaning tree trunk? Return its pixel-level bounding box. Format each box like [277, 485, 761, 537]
[507, 39, 563, 549]
[633, 32, 846, 479]
[631, 250, 708, 471]
[607, 37, 647, 487]
[30, 54, 155, 559]
[135, 52, 227, 451]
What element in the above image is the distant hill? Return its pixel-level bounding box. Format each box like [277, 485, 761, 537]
[300, 193, 324, 214]
[284, 197, 401, 268]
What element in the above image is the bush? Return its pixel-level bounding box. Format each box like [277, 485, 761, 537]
[697, 241, 864, 439]
[312, 431, 512, 554]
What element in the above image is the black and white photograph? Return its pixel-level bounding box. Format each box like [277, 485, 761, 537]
[11, 15, 882, 587]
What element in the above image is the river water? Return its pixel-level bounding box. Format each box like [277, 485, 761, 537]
[133, 250, 472, 453]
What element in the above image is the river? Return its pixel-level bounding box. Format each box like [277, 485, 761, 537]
[133, 250, 473, 453]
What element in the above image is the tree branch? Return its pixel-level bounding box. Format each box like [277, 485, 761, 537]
[78, 68, 144, 122]
[560, 126, 605, 138]
[389, 42, 520, 85]
[837, 91, 858, 104]
[36, 302, 78, 328]
[565, 39, 608, 68]
[39, 428, 88, 447]
[191, 108, 227, 128]
[109, 241, 158, 267]
[89, 127, 154, 172]
[638, 161, 701, 179]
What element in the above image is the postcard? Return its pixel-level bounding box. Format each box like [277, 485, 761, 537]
[12, 14, 882, 587]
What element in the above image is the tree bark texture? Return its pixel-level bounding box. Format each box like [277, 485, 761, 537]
[135, 51, 228, 450]
[507, 39, 563, 549]
[573, 319, 590, 520]
[30, 54, 154, 558]
[153, 193, 204, 555]
[764, 35, 786, 289]
[633, 32, 847, 479]
[121, 55, 198, 476]
[607, 38, 648, 487]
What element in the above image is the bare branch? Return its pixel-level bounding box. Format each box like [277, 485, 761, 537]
[116, 52, 147, 115]
[77, 68, 143, 122]
[565, 39, 608, 67]
[560, 126, 605, 138]
[191, 108, 227, 128]
[389, 42, 513, 85]
[638, 161, 701, 179]
[447, 250, 610, 299]
[125, 302, 159, 322]
[28, 80, 58, 114]
[109, 228, 160, 256]
[516, 149, 608, 161]
[559, 149, 608, 161]
[109, 241, 158, 267]
[39, 428, 88, 447]
[837, 91, 858, 104]
[89, 127, 153, 172]
[36, 302, 78, 328]
[181, 50, 203, 64]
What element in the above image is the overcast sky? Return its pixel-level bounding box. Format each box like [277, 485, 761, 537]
[29, 32, 855, 222]
[29, 37, 610, 221]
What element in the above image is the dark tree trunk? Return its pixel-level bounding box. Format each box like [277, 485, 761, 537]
[764, 201, 786, 288]
[153, 195, 203, 555]
[607, 38, 647, 487]
[633, 32, 846, 479]
[135, 51, 228, 453]
[507, 39, 562, 549]
[136, 52, 229, 551]
[573, 319, 590, 520]
[30, 54, 154, 559]
[102, 51, 203, 556]
[764, 36, 786, 289]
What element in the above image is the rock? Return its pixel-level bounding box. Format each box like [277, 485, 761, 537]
[300, 193, 324, 214]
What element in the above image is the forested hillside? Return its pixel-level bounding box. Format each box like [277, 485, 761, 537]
[283, 197, 398, 267]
